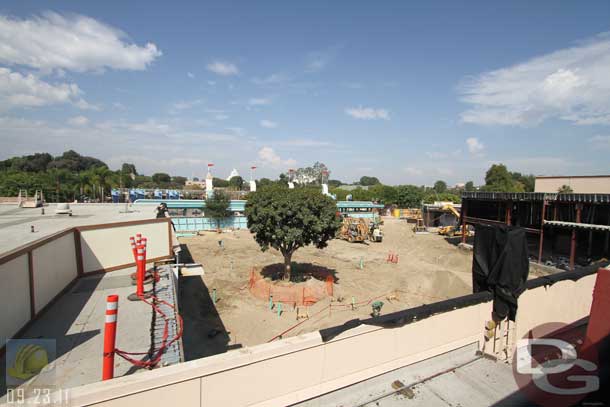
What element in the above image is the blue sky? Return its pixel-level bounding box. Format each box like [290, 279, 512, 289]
[1, 1, 609, 185]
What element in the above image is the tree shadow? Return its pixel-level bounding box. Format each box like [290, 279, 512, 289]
[260, 262, 339, 284]
[179, 275, 240, 360]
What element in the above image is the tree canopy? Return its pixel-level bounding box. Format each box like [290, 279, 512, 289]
[433, 180, 447, 193]
[245, 186, 341, 280]
[359, 176, 381, 186]
[205, 190, 230, 228]
[228, 175, 244, 190]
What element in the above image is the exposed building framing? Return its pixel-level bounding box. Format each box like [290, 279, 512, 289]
[461, 192, 610, 270]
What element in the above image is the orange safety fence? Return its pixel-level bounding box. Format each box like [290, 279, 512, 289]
[248, 268, 333, 306]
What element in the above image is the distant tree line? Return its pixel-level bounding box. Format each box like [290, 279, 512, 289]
[0, 151, 536, 205]
[0, 150, 188, 202]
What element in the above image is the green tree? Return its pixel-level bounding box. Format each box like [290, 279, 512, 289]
[369, 184, 398, 204]
[212, 177, 229, 187]
[465, 181, 475, 192]
[483, 164, 524, 192]
[152, 172, 171, 184]
[359, 176, 381, 186]
[121, 163, 137, 176]
[433, 180, 447, 193]
[395, 185, 424, 208]
[423, 192, 461, 204]
[558, 184, 573, 194]
[510, 172, 535, 192]
[228, 175, 244, 190]
[172, 176, 187, 186]
[246, 186, 340, 281]
[205, 190, 230, 229]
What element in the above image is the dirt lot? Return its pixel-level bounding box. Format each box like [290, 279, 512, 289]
[177, 217, 482, 360]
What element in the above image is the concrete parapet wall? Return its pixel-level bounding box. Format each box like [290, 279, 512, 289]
[0, 218, 173, 352]
[65, 269, 598, 407]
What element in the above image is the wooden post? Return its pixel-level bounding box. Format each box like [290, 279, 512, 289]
[569, 204, 582, 270]
[505, 201, 512, 226]
[538, 201, 547, 263]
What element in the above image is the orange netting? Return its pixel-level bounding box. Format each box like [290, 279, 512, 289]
[248, 268, 333, 305]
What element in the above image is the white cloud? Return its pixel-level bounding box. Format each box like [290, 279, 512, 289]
[345, 106, 390, 120]
[0, 67, 92, 110]
[426, 152, 448, 159]
[0, 12, 161, 72]
[206, 61, 239, 76]
[459, 33, 610, 126]
[260, 119, 278, 128]
[404, 167, 423, 176]
[252, 73, 289, 86]
[67, 115, 89, 126]
[249, 97, 271, 106]
[588, 135, 610, 149]
[169, 99, 202, 113]
[257, 147, 296, 168]
[280, 138, 332, 147]
[187, 72, 195, 79]
[214, 114, 229, 121]
[305, 51, 332, 73]
[466, 137, 484, 155]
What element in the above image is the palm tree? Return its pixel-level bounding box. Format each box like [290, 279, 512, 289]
[558, 185, 574, 194]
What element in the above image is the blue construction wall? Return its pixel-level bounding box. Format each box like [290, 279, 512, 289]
[172, 216, 248, 232]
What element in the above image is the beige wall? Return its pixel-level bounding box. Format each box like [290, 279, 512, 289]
[32, 232, 78, 314]
[65, 271, 600, 407]
[0, 219, 173, 353]
[535, 176, 610, 193]
[80, 221, 170, 273]
[0, 254, 31, 345]
[515, 274, 596, 339]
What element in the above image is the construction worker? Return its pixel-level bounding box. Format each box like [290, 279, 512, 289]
[155, 202, 169, 219]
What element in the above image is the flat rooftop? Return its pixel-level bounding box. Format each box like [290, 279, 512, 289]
[0, 264, 182, 400]
[295, 343, 523, 406]
[0, 203, 152, 255]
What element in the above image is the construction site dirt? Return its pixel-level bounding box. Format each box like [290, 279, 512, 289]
[177, 217, 555, 361]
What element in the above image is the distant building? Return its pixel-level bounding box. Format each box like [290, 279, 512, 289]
[535, 175, 610, 193]
[185, 179, 206, 188]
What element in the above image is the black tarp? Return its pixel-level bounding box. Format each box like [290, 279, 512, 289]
[472, 224, 529, 321]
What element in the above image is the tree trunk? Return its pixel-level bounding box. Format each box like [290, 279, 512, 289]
[283, 251, 292, 281]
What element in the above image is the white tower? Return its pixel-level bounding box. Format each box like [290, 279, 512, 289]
[288, 169, 295, 189]
[250, 166, 257, 192]
[206, 163, 214, 198]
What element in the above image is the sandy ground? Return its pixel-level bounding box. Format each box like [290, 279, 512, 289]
[177, 217, 479, 360]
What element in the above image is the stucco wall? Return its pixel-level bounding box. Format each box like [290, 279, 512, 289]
[0, 254, 31, 345]
[535, 176, 610, 193]
[32, 232, 78, 314]
[80, 221, 171, 273]
[515, 273, 596, 339]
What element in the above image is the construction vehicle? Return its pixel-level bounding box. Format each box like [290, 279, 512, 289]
[438, 225, 473, 237]
[436, 204, 473, 237]
[339, 217, 383, 243]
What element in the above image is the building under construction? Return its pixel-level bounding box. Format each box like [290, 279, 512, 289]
[461, 192, 610, 270]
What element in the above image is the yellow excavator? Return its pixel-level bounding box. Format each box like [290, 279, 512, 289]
[437, 204, 473, 237]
